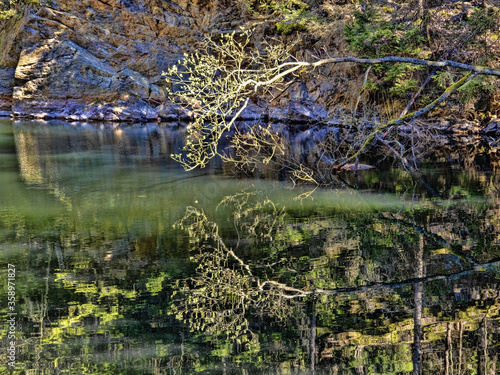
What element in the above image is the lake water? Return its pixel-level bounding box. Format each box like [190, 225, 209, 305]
[0, 119, 499, 374]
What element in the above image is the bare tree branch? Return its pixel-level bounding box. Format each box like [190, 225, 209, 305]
[332, 71, 477, 170]
[165, 30, 500, 179]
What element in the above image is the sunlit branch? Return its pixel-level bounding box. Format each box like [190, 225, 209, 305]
[165, 28, 500, 181]
[333, 71, 477, 170]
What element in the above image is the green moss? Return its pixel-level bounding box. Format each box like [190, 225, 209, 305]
[467, 7, 500, 34]
[344, 8, 430, 100]
[276, 18, 307, 35]
[0, 0, 40, 20]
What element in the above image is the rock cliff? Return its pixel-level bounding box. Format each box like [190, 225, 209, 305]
[2, 1, 499, 127]
[1, 0, 247, 121]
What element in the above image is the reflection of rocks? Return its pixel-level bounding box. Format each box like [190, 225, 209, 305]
[13, 120, 187, 162]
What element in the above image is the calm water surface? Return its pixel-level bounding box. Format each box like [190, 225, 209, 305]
[0, 119, 499, 374]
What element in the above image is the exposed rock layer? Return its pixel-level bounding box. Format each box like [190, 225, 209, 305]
[1, 0, 338, 123]
[1, 0, 500, 135]
[2, 0, 217, 121]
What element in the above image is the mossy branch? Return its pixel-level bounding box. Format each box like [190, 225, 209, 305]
[307, 56, 500, 77]
[165, 30, 500, 176]
[333, 71, 477, 170]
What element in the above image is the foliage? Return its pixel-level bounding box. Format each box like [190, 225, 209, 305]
[242, 0, 308, 17]
[345, 10, 426, 58]
[384, 63, 423, 97]
[0, 0, 38, 20]
[344, 8, 429, 100]
[241, 0, 313, 35]
[164, 22, 500, 184]
[456, 74, 496, 104]
[343, 3, 500, 109]
[466, 6, 500, 34]
[273, 1, 311, 35]
[164, 28, 293, 170]
[433, 71, 496, 104]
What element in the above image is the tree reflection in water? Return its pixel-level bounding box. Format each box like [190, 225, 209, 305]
[172, 189, 500, 374]
[0, 119, 499, 374]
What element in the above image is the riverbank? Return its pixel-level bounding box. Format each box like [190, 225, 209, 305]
[1, 1, 500, 127]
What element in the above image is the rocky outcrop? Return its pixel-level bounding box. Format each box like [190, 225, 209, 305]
[0, 67, 15, 116]
[12, 37, 162, 120]
[0, 0, 334, 122]
[1, 0, 219, 121]
[4, 1, 496, 126]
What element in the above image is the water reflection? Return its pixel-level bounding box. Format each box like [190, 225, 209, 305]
[0, 120, 499, 374]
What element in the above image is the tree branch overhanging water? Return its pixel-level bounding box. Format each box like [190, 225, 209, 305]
[164, 30, 500, 184]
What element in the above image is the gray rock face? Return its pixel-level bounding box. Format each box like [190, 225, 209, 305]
[0, 1, 339, 123]
[14, 38, 117, 99]
[12, 38, 162, 120]
[0, 67, 15, 115]
[3, 0, 201, 120]
[0, 68, 15, 96]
